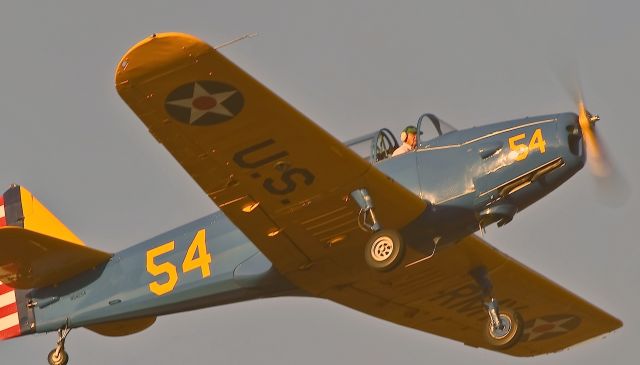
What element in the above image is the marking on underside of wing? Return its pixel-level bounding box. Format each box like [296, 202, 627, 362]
[428, 283, 529, 322]
[231, 139, 316, 204]
[165, 81, 244, 125]
[521, 314, 581, 342]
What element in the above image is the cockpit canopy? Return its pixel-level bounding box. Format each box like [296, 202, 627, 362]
[345, 113, 456, 163]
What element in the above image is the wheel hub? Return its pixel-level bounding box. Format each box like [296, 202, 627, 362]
[489, 314, 513, 340]
[370, 236, 394, 262]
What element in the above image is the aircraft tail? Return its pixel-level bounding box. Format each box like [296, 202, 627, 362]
[1, 184, 84, 244]
[0, 185, 111, 340]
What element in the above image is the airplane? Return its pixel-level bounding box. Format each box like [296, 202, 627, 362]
[0, 32, 622, 365]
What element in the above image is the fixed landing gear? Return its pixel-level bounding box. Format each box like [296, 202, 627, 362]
[365, 229, 405, 271]
[470, 267, 523, 348]
[352, 188, 406, 271]
[483, 298, 522, 348]
[48, 327, 70, 365]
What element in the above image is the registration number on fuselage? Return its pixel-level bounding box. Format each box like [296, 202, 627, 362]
[145, 228, 212, 296]
[508, 128, 546, 161]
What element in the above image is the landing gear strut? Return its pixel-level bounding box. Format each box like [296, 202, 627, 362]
[484, 298, 522, 348]
[352, 188, 406, 271]
[470, 267, 522, 348]
[47, 327, 70, 365]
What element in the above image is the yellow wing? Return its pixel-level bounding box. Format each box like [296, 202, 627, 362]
[115, 33, 426, 292]
[324, 234, 622, 356]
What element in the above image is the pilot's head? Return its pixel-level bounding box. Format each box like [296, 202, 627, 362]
[401, 126, 418, 148]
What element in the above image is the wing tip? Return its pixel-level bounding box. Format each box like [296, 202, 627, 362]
[501, 312, 623, 357]
[611, 316, 623, 330]
[114, 32, 209, 87]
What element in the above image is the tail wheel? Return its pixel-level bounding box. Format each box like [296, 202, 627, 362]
[48, 349, 69, 365]
[484, 309, 523, 349]
[364, 229, 405, 271]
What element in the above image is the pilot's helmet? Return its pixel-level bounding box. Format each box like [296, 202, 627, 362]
[401, 125, 418, 142]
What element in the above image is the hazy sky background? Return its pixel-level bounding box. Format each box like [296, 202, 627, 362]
[1, 1, 638, 364]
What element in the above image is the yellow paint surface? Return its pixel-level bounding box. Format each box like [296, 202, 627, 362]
[85, 316, 156, 337]
[0, 227, 111, 288]
[19, 186, 84, 246]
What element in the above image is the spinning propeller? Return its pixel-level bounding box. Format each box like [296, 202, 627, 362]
[564, 77, 628, 204]
[576, 94, 610, 178]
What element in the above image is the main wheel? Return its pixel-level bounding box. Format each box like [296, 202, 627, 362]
[364, 229, 405, 271]
[484, 310, 523, 349]
[47, 349, 69, 365]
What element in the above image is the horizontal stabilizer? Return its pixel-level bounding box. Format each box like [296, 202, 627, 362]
[0, 227, 112, 289]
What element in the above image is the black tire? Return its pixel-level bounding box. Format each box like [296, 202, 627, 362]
[47, 349, 69, 365]
[484, 310, 523, 349]
[364, 229, 405, 271]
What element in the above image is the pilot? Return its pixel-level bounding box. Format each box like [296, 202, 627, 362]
[392, 125, 418, 156]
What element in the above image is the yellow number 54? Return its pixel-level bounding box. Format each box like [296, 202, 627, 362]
[508, 128, 546, 161]
[146, 229, 212, 296]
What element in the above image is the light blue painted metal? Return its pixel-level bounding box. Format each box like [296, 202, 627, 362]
[28, 112, 586, 334]
[31, 215, 301, 332]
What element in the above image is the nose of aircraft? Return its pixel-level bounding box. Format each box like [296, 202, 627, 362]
[559, 111, 629, 205]
[558, 112, 587, 169]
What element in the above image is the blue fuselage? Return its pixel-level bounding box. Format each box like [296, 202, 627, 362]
[29, 112, 585, 333]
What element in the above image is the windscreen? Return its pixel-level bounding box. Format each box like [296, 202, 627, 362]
[417, 113, 457, 146]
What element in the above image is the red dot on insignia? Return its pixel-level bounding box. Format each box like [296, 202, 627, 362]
[192, 96, 217, 110]
[532, 324, 556, 333]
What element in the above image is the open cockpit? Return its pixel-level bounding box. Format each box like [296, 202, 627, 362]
[344, 113, 456, 163]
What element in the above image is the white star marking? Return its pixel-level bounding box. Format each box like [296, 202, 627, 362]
[524, 317, 575, 341]
[166, 82, 237, 123]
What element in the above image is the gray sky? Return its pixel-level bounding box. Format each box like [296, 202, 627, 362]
[0, 1, 637, 364]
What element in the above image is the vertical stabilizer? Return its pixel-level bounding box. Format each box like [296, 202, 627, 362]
[3, 185, 84, 245]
